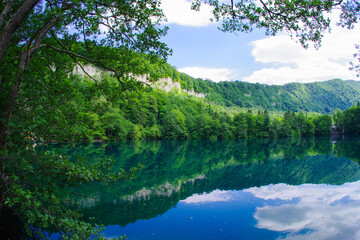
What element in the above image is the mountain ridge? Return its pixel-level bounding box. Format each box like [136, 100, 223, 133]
[146, 58, 360, 114]
[176, 75, 360, 113]
[73, 55, 360, 114]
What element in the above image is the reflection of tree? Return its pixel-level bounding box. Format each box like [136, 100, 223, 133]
[71, 177, 207, 227]
[334, 137, 360, 163]
[55, 137, 360, 226]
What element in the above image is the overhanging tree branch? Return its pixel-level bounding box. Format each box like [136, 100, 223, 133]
[0, 0, 40, 63]
[0, 0, 15, 30]
[45, 43, 129, 91]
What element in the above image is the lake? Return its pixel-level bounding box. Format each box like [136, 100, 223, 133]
[55, 136, 360, 239]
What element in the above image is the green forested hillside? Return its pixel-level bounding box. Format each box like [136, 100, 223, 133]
[179, 76, 360, 113]
[2, 0, 359, 238]
[346, 80, 360, 90]
[30, 72, 332, 141]
[151, 63, 360, 113]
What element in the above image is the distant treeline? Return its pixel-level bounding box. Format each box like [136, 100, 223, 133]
[333, 103, 360, 135]
[33, 73, 351, 142]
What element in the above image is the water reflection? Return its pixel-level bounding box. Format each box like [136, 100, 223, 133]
[50, 137, 360, 239]
[181, 189, 233, 204]
[178, 180, 360, 240]
[248, 181, 360, 240]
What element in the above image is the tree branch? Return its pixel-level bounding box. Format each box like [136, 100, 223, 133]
[259, 0, 288, 20]
[0, 0, 15, 30]
[45, 43, 129, 90]
[0, 0, 40, 63]
[74, 61, 100, 86]
[48, 32, 100, 86]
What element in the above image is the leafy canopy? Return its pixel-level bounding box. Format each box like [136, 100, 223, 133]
[0, 0, 169, 239]
[0, 0, 358, 239]
[192, 0, 360, 76]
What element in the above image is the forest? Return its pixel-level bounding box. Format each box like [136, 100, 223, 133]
[50, 70, 336, 141]
[42, 53, 359, 142]
[152, 62, 360, 114]
[1, 0, 360, 239]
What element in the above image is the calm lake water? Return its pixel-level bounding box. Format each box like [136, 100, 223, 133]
[55, 137, 360, 239]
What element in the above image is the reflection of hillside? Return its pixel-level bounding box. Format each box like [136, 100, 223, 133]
[74, 177, 208, 227]
[57, 137, 360, 226]
[122, 175, 205, 202]
[334, 137, 360, 163]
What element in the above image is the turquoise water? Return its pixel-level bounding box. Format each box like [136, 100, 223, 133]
[56, 137, 360, 239]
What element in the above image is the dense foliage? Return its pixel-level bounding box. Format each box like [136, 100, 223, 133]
[0, 0, 169, 239]
[334, 103, 360, 135]
[57, 72, 336, 141]
[1, 0, 359, 239]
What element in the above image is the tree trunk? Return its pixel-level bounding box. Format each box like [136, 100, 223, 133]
[0, 83, 22, 151]
[0, 50, 28, 151]
[0, 0, 40, 63]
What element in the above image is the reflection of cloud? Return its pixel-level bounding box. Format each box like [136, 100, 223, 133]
[246, 182, 360, 203]
[246, 181, 360, 240]
[255, 203, 360, 240]
[181, 189, 232, 203]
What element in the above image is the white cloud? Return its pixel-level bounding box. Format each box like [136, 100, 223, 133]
[246, 181, 360, 239]
[181, 189, 233, 203]
[161, 0, 214, 27]
[179, 66, 236, 82]
[244, 14, 360, 85]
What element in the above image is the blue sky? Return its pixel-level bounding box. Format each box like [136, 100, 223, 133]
[163, 24, 266, 81]
[160, 0, 360, 85]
